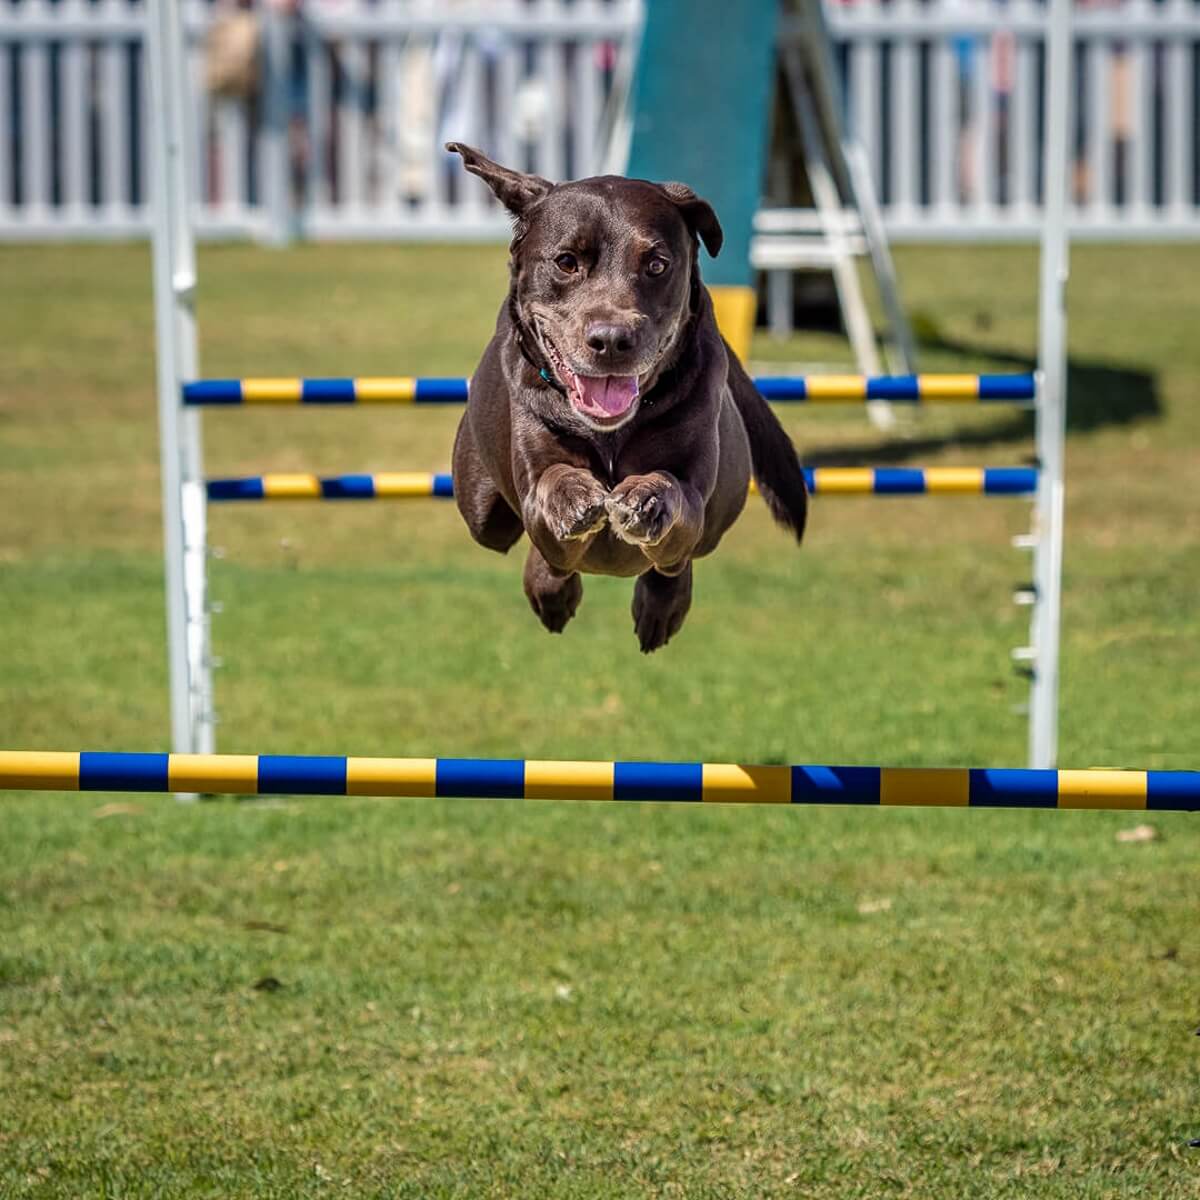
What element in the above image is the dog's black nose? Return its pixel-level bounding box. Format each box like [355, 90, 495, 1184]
[585, 322, 637, 357]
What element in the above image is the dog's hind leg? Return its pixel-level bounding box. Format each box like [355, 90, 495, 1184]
[631, 563, 693, 654]
[464, 488, 524, 553]
[453, 418, 524, 553]
[523, 545, 584, 634]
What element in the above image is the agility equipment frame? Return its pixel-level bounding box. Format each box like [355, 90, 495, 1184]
[147, 0, 1070, 769]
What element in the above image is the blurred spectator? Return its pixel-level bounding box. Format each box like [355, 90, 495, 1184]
[205, 0, 260, 102]
[1073, 0, 1130, 205]
[395, 1, 505, 205]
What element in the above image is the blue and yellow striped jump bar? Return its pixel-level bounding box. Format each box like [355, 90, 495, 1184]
[205, 467, 1038, 502]
[1, 752, 1195, 810]
[182, 374, 1037, 406]
[184, 378, 468, 405]
[207, 472, 457, 501]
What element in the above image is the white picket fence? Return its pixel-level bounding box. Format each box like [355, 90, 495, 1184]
[818, 0, 1200, 240]
[0, 0, 1197, 242]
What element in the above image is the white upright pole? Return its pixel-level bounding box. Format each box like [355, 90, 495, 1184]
[147, 0, 214, 758]
[1029, 0, 1071, 769]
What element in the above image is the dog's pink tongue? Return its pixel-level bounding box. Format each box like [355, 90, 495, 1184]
[578, 375, 639, 416]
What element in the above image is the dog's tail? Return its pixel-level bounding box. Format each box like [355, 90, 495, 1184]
[727, 351, 808, 543]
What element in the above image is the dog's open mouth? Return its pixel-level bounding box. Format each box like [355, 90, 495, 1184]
[540, 331, 640, 426]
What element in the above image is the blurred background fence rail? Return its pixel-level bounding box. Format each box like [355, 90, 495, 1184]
[1, 0, 1197, 243]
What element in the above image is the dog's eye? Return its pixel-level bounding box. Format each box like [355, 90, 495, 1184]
[646, 256, 670, 277]
[554, 253, 579, 274]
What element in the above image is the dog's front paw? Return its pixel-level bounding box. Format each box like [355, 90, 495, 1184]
[542, 473, 610, 542]
[606, 475, 680, 547]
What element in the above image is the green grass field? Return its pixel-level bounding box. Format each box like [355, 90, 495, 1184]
[1, 242, 1198, 1197]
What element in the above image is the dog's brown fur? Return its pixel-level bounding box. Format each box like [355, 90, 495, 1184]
[447, 143, 808, 652]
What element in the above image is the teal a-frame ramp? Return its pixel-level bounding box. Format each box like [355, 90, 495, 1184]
[626, 0, 779, 360]
[625, 0, 912, 376]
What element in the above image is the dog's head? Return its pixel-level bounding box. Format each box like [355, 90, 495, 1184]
[448, 143, 722, 432]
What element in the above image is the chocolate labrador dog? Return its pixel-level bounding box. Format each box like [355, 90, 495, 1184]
[447, 143, 808, 652]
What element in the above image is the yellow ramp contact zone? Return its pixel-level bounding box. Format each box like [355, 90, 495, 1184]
[707, 286, 757, 362]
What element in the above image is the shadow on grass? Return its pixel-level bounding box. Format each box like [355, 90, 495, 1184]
[802, 331, 1160, 467]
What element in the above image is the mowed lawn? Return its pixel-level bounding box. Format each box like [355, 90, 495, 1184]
[0, 242, 1198, 1197]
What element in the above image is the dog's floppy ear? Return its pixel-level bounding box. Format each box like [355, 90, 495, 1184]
[446, 142, 553, 216]
[659, 181, 723, 258]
